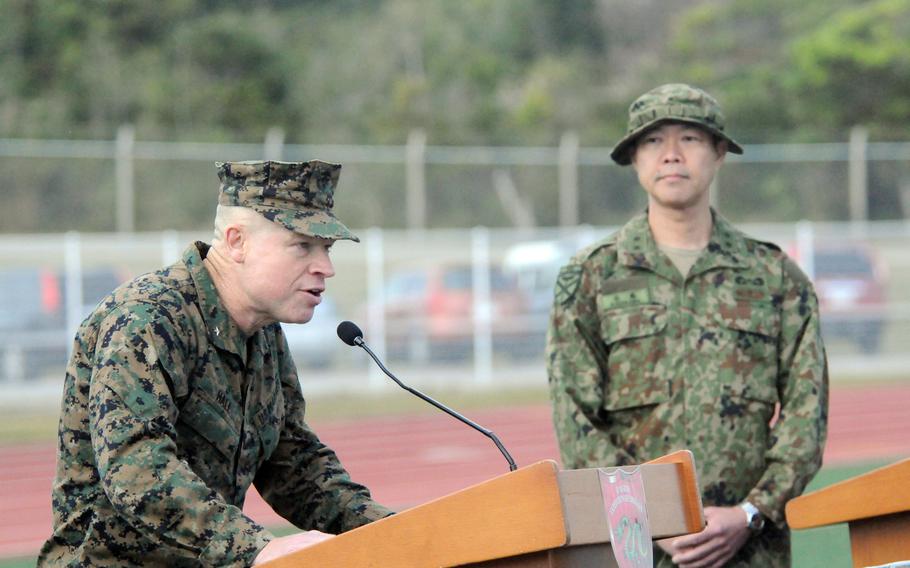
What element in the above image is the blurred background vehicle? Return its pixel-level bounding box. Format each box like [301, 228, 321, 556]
[502, 238, 590, 324]
[501, 236, 892, 357]
[368, 263, 532, 362]
[0, 268, 65, 333]
[792, 243, 888, 353]
[281, 295, 344, 371]
[811, 244, 888, 353]
[0, 266, 130, 381]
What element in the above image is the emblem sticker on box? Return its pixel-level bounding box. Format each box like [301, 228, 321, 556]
[598, 466, 653, 568]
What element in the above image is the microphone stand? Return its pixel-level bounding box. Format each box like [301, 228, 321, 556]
[354, 337, 518, 472]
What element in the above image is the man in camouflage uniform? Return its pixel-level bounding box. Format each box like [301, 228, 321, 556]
[39, 161, 392, 566]
[546, 84, 828, 567]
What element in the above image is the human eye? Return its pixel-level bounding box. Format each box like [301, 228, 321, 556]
[682, 130, 705, 142]
[641, 134, 660, 145]
[301, 238, 333, 256]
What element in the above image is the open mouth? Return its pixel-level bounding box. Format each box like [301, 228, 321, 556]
[302, 288, 324, 303]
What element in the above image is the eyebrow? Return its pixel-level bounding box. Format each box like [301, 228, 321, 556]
[292, 235, 334, 248]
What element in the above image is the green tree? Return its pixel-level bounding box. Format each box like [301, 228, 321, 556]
[786, 0, 910, 140]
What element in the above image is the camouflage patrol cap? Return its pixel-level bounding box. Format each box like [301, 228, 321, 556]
[216, 160, 359, 242]
[610, 83, 744, 166]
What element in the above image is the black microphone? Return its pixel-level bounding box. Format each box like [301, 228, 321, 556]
[337, 320, 517, 472]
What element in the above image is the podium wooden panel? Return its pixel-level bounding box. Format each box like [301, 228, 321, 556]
[786, 458, 910, 567]
[262, 450, 704, 568]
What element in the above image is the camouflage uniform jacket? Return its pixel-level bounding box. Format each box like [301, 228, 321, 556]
[546, 211, 828, 566]
[39, 242, 391, 567]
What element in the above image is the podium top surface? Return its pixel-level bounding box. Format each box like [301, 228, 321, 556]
[261, 452, 704, 567]
[786, 457, 910, 529]
[262, 460, 568, 567]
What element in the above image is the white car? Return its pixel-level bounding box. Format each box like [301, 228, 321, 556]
[281, 295, 343, 369]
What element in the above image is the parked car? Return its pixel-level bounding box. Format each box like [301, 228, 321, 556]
[0, 266, 130, 380]
[503, 239, 580, 320]
[281, 295, 343, 370]
[0, 267, 65, 333]
[369, 263, 531, 361]
[794, 243, 888, 353]
[500, 237, 596, 357]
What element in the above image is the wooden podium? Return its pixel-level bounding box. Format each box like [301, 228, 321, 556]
[262, 451, 704, 567]
[786, 458, 910, 567]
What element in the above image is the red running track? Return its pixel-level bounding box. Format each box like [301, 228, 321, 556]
[2, 384, 909, 559]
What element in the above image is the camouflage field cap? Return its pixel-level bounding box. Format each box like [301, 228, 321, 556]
[216, 160, 359, 242]
[610, 83, 744, 166]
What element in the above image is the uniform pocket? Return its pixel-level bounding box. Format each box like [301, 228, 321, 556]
[716, 301, 780, 406]
[177, 389, 240, 461]
[597, 302, 669, 411]
[718, 299, 780, 342]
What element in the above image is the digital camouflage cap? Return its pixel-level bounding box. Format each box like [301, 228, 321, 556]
[216, 160, 359, 242]
[610, 83, 744, 166]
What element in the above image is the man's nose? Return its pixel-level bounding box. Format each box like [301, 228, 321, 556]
[312, 249, 336, 278]
[661, 138, 683, 162]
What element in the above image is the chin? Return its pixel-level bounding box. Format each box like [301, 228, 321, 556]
[654, 194, 706, 211]
[286, 311, 315, 325]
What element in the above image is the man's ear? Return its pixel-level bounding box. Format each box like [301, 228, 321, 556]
[222, 224, 247, 262]
[715, 139, 729, 161]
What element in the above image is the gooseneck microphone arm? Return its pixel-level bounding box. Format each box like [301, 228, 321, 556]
[337, 321, 517, 472]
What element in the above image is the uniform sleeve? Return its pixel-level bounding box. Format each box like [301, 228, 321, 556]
[545, 261, 612, 469]
[748, 259, 829, 526]
[253, 344, 393, 533]
[89, 303, 271, 566]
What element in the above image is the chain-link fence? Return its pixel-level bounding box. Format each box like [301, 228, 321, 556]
[3, 129, 910, 234]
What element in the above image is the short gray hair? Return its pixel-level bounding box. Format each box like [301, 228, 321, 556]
[212, 205, 278, 245]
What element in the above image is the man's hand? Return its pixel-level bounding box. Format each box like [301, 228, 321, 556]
[253, 530, 334, 565]
[656, 506, 751, 568]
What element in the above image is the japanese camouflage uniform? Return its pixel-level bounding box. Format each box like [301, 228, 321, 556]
[39, 161, 391, 566]
[547, 85, 828, 567]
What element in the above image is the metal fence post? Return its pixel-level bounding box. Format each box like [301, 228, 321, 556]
[795, 220, 815, 281]
[406, 129, 427, 230]
[1, 344, 24, 383]
[116, 125, 136, 233]
[365, 227, 387, 390]
[263, 127, 285, 161]
[558, 131, 579, 227]
[471, 226, 493, 385]
[849, 126, 869, 222]
[162, 230, 181, 265]
[63, 231, 84, 345]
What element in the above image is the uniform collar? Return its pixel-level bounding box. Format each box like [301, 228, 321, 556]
[616, 209, 749, 281]
[698, 211, 751, 273]
[184, 242, 249, 359]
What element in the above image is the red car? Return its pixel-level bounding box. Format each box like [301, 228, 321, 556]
[371, 263, 530, 361]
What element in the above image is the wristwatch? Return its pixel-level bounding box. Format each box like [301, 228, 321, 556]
[740, 502, 765, 533]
